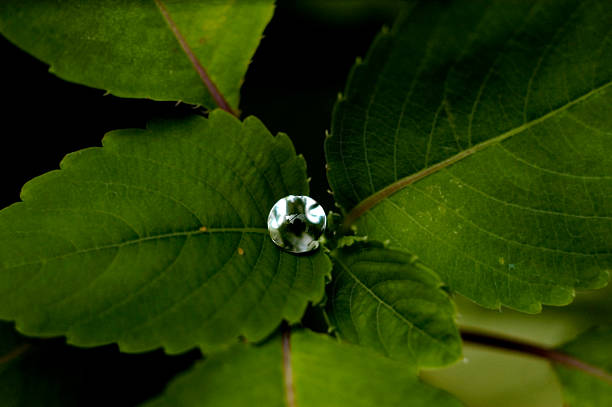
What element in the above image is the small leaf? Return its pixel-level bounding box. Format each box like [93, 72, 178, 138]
[0, 0, 275, 109]
[326, 0, 612, 313]
[553, 326, 612, 407]
[143, 330, 464, 407]
[0, 321, 195, 406]
[327, 243, 461, 367]
[0, 110, 331, 353]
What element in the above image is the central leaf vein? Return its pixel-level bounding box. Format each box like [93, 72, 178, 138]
[344, 79, 612, 228]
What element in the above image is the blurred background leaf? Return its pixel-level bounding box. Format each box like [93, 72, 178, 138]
[0, 321, 198, 406]
[422, 284, 612, 407]
[144, 330, 464, 407]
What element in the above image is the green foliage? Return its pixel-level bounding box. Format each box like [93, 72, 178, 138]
[1, 0, 612, 406]
[554, 326, 612, 407]
[327, 242, 461, 367]
[325, 0, 612, 313]
[0, 110, 330, 353]
[0, 0, 274, 109]
[143, 330, 464, 407]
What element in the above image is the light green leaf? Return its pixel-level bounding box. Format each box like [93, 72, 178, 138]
[0, 110, 331, 353]
[143, 330, 464, 407]
[327, 243, 461, 367]
[0, 321, 193, 406]
[326, 0, 612, 313]
[553, 326, 612, 407]
[0, 0, 275, 109]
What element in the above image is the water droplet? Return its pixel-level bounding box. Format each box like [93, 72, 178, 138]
[267, 195, 326, 254]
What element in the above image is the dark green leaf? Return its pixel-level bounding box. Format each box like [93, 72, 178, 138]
[553, 326, 612, 407]
[0, 0, 275, 109]
[143, 330, 464, 407]
[0, 322, 195, 406]
[326, 0, 612, 313]
[328, 243, 461, 367]
[0, 110, 331, 353]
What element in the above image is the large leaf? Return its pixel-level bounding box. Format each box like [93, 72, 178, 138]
[0, 322, 195, 406]
[0, 110, 331, 353]
[326, 0, 612, 313]
[327, 243, 461, 367]
[553, 326, 612, 407]
[143, 329, 464, 407]
[0, 0, 275, 109]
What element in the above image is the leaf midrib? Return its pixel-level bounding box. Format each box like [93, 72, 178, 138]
[343, 79, 612, 229]
[2, 227, 268, 270]
[153, 0, 236, 113]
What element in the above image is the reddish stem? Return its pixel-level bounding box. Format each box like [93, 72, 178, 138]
[461, 329, 612, 385]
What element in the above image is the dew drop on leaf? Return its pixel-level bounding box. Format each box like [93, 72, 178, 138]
[267, 195, 326, 254]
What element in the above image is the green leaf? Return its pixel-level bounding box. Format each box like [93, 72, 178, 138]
[0, 0, 275, 109]
[0, 321, 195, 406]
[553, 326, 612, 407]
[327, 243, 461, 367]
[325, 0, 612, 313]
[143, 330, 464, 407]
[0, 110, 331, 353]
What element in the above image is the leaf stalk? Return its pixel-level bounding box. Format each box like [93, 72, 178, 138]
[461, 329, 612, 385]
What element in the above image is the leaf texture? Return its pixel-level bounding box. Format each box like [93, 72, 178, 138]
[328, 243, 461, 367]
[326, 0, 612, 313]
[0, 0, 275, 109]
[143, 330, 464, 407]
[553, 326, 612, 407]
[0, 110, 331, 353]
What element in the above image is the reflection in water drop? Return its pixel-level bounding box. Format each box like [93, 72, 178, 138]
[267, 195, 326, 254]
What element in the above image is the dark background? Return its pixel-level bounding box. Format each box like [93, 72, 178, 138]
[0, 1, 397, 405]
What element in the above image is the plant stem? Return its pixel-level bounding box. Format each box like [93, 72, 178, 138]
[461, 329, 612, 385]
[281, 322, 296, 407]
[154, 0, 238, 116]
